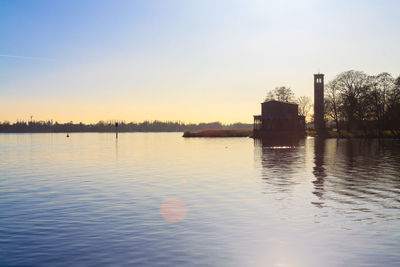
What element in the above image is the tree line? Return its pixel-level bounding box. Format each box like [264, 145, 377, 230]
[0, 120, 252, 133]
[264, 70, 400, 137]
[265, 86, 313, 120]
[325, 70, 400, 137]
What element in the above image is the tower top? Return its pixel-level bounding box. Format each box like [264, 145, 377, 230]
[314, 73, 324, 77]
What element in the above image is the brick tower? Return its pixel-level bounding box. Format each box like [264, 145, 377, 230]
[314, 73, 325, 134]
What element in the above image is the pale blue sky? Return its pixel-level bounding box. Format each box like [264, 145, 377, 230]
[1, 0, 399, 123]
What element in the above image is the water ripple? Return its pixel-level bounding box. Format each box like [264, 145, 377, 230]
[0, 134, 399, 266]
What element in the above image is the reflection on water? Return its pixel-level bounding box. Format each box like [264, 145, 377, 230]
[312, 137, 326, 204]
[325, 139, 400, 218]
[255, 135, 301, 148]
[257, 138, 400, 218]
[257, 139, 304, 194]
[1, 133, 400, 266]
[256, 137, 400, 266]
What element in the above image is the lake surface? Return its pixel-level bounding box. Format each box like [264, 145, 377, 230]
[0, 133, 399, 266]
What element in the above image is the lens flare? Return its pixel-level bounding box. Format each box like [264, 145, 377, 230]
[160, 197, 187, 223]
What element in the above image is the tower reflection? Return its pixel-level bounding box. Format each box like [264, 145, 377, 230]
[312, 137, 327, 207]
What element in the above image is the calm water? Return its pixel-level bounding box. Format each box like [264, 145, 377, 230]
[1, 133, 399, 266]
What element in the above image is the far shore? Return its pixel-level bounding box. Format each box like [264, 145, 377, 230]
[1, 129, 399, 139]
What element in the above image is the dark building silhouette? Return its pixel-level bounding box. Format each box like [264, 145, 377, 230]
[314, 73, 325, 134]
[253, 100, 305, 139]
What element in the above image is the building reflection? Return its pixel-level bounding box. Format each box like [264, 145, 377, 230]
[255, 137, 303, 194]
[256, 137, 328, 204]
[255, 136, 301, 148]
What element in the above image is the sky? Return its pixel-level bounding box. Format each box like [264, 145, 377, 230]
[1, 0, 399, 123]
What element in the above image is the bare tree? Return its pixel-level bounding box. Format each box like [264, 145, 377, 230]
[386, 75, 400, 136]
[325, 80, 341, 134]
[368, 73, 394, 135]
[297, 96, 312, 120]
[333, 70, 370, 130]
[265, 90, 275, 101]
[265, 86, 294, 102]
[376, 73, 394, 129]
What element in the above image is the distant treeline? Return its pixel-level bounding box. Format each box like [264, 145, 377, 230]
[0, 120, 252, 133]
[324, 70, 400, 137]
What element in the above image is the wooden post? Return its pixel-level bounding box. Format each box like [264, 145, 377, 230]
[115, 122, 119, 139]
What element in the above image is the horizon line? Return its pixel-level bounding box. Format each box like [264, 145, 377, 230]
[0, 119, 253, 125]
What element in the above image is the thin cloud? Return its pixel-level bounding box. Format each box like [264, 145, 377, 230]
[0, 54, 54, 61]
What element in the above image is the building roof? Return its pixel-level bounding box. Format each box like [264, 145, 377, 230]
[261, 100, 298, 106]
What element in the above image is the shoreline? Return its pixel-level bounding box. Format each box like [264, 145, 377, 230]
[0, 130, 399, 139]
[183, 129, 252, 138]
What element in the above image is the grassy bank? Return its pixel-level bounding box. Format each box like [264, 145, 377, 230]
[183, 129, 252, 138]
[306, 130, 400, 138]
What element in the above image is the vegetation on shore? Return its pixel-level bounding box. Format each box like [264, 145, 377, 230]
[306, 130, 399, 138]
[265, 86, 313, 120]
[0, 120, 252, 133]
[324, 70, 400, 137]
[3, 70, 399, 138]
[265, 70, 400, 138]
[183, 129, 252, 138]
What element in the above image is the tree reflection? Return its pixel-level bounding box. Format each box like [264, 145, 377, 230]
[312, 138, 400, 216]
[255, 136, 400, 221]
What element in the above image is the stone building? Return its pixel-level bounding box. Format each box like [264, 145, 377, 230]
[253, 100, 305, 139]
